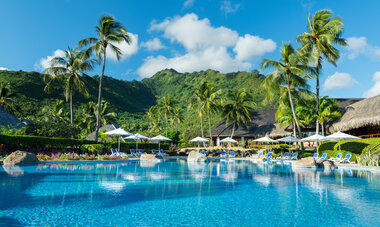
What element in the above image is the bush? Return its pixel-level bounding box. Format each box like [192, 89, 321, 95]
[0, 134, 96, 148]
[302, 152, 313, 158]
[108, 142, 169, 150]
[318, 141, 337, 151]
[81, 144, 105, 154]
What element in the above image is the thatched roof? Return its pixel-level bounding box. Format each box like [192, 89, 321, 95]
[87, 123, 121, 141]
[210, 109, 291, 138]
[330, 95, 380, 133]
[0, 106, 23, 129]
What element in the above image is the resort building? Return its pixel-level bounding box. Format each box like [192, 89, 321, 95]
[209, 97, 379, 146]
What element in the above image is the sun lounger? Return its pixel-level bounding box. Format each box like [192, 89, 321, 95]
[115, 148, 128, 157]
[220, 151, 227, 158]
[130, 149, 139, 157]
[340, 154, 352, 163]
[257, 151, 264, 159]
[159, 149, 169, 156]
[290, 153, 298, 160]
[313, 153, 318, 159]
[200, 150, 206, 155]
[152, 150, 157, 154]
[265, 152, 273, 159]
[138, 149, 145, 156]
[111, 148, 119, 156]
[329, 153, 342, 162]
[319, 153, 327, 161]
[229, 151, 235, 158]
[277, 152, 289, 160]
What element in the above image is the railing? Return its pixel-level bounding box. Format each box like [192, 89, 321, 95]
[358, 133, 380, 138]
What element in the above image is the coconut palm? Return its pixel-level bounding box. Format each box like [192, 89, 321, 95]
[158, 95, 176, 137]
[222, 89, 254, 137]
[79, 15, 132, 142]
[44, 47, 95, 126]
[0, 82, 18, 114]
[171, 106, 184, 133]
[41, 99, 68, 123]
[297, 9, 346, 135]
[189, 81, 221, 146]
[316, 97, 342, 135]
[261, 43, 312, 141]
[147, 105, 162, 134]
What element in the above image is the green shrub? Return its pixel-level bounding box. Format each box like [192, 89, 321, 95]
[0, 134, 96, 148]
[302, 152, 313, 158]
[81, 144, 105, 154]
[108, 142, 169, 150]
[318, 141, 337, 151]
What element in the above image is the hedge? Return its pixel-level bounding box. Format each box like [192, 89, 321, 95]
[108, 142, 169, 151]
[0, 134, 96, 148]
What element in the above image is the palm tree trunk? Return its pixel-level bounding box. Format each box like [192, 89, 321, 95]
[286, 78, 304, 151]
[200, 115, 204, 138]
[292, 121, 296, 137]
[95, 47, 107, 143]
[208, 110, 213, 147]
[165, 113, 168, 137]
[315, 62, 320, 135]
[321, 121, 325, 136]
[69, 89, 73, 126]
[231, 121, 236, 138]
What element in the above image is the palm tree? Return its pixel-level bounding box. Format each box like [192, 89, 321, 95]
[171, 106, 184, 133]
[316, 97, 342, 136]
[44, 47, 95, 125]
[277, 105, 299, 137]
[41, 99, 68, 123]
[147, 105, 162, 134]
[79, 15, 132, 142]
[158, 95, 176, 137]
[222, 89, 254, 137]
[297, 9, 346, 135]
[0, 82, 18, 114]
[189, 81, 221, 146]
[261, 43, 312, 141]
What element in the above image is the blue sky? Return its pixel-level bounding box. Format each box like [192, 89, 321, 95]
[0, 0, 379, 98]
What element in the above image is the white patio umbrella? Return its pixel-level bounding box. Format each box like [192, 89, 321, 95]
[323, 131, 361, 153]
[300, 134, 326, 153]
[125, 133, 149, 150]
[277, 136, 299, 153]
[189, 137, 209, 148]
[103, 128, 132, 152]
[150, 135, 172, 150]
[254, 136, 277, 153]
[220, 137, 237, 153]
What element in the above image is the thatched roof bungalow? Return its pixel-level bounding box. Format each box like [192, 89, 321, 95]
[329, 95, 380, 136]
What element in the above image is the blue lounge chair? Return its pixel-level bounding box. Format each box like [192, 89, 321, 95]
[329, 153, 342, 162]
[265, 152, 273, 159]
[340, 154, 352, 163]
[152, 149, 157, 154]
[159, 149, 169, 156]
[319, 153, 327, 160]
[220, 151, 227, 158]
[277, 152, 289, 160]
[200, 150, 206, 155]
[110, 148, 118, 156]
[138, 149, 145, 155]
[115, 148, 128, 157]
[257, 151, 263, 158]
[291, 153, 298, 160]
[130, 149, 138, 157]
[229, 151, 235, 158]
[313, 153, 318, 159]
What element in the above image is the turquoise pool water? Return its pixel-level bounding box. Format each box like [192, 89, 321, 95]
[0, 159, 379, 226]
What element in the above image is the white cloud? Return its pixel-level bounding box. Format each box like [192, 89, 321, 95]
[234, 34, 276, 61]
[106, 32, 139, 61]
[36, 49, 65, 70]
[141, 38, 165, 51]
[150, 13, 239, 51]
[0, 67, 9, 71]
[220, 0, 240, 14]
[183, 0, 194, 8]
[322, 72, 358, 91]
[363, 71, 380, 98]
[346, 36, 380, 60]
[139, 13, 276, 78]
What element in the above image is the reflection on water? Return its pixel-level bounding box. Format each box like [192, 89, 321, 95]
[0, 159, 379, 226]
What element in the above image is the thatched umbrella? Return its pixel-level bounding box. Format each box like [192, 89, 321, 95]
[331, 95, 380, 133]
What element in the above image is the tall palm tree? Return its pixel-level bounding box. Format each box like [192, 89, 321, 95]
[297, 9, 346, 135]
[44, 47, 95, 125]
[147, 105, 162, 134]
[79, 15, 132, 142]
[261, 43, 312, 141]
[41, 99, 68, 123]
[0, 82, 18, 114]
[171, 106, 184, 133]
[189, 81, 221, 146]
[159, 95, 176, 137]
[222, 89, 254, 137]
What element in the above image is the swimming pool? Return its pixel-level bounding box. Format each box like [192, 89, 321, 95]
[0, 159, 379, 226]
